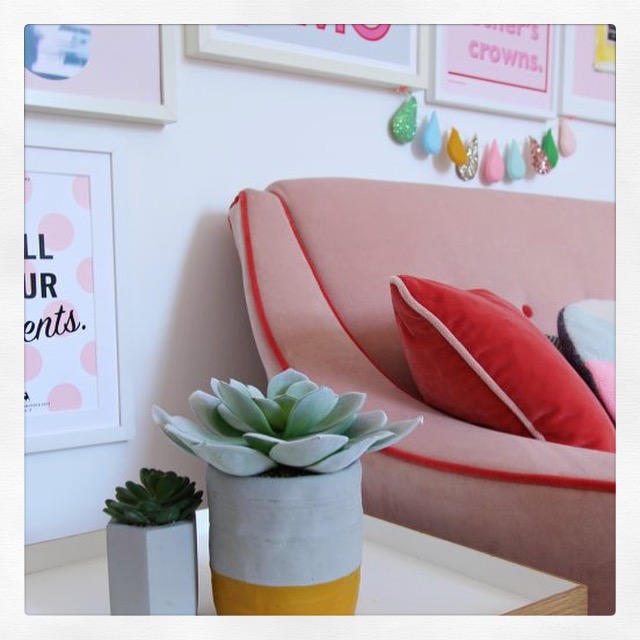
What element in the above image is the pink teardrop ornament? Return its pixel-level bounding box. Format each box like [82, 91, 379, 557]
[558, 119, 577, 157]
[483, 140, 505, 183]
[529, 137, 551, 175]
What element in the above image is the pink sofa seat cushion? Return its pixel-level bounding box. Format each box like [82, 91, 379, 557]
[390, 275, 615, 452]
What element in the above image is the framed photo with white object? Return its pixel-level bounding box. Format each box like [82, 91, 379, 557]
[560, 24, 615, 124]
[185, 24, 429, 90]
[430, 24, 560, 119]
[24, 143, 129, 453]
[24, 24, 176, 124]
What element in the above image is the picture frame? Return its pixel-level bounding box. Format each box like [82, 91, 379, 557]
[429, 24, 560, 120]
[24, 24, 177, 125]
[185, 24, 429, 90]
[24, 139, 131, 453]
[559, 25, 615, 125]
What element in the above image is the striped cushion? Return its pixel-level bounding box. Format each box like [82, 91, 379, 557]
[558, 299, 615, 421]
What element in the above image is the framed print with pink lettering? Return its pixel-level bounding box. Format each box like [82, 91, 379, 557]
[560, 25, 615, 124]
[430, 24, 560, 119]
[24, 144, 129, 453]
[24, 25, 176, 124]
[185, 24, 429, 89]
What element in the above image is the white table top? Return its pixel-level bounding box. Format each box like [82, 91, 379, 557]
[25, 509, 578, 615]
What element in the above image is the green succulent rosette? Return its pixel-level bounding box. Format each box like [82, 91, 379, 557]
[153, 368, 422, 477]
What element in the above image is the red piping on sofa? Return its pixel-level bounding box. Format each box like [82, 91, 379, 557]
[238, 191, 289, 370]
[232, 189, 615, 494]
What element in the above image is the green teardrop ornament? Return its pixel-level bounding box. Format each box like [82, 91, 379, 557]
[542, 129, 559, 168]
[390, 96, 418, 144]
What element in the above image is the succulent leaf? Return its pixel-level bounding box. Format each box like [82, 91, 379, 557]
[253, 397, 287, 431]
[229, 379, 266, 400]
[274, 394, 297, 417]
[216, 381, 275, 435]
[114, 486, 139, 505]
[266, 369, 309, 399]
[189, 391, 241, 437]
[344, 410, 388, 439]
[364, 416, 423, 452]
[216, 404, 259, 434]
[191, 441, 278, 476]
[269, 434, 349, 468]
[285, 380, 318, 399]
[159, 413, 244, 446]
[125, 481, 151, 502]
[307, 392, 366, 434]
[242, 433, 281, 455]
[284, 386, 338, 438]
[305, 431, 393, 473]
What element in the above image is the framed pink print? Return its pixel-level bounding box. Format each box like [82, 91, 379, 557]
[185, 24, 430, 90]
[430, 24, 560, 119]
[560, 25, 615, 124]
[25, 25, 176, 125]
[24, 142, 130, 453]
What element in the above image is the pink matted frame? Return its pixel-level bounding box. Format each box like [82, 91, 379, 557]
[25, 25, 176, 125]
[560, 25, 615, 125]
[429, 24, 560, 120]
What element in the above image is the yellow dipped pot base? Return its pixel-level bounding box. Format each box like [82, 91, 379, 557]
[212, 567, 361, 615]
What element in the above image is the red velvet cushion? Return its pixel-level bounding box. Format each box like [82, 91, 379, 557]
[390, 275, 615, 452]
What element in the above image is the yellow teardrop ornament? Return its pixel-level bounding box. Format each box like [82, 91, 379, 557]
[447, 128, 468, 167]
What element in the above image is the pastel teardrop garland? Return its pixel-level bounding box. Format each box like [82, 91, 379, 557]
[388, 89, 574, 184]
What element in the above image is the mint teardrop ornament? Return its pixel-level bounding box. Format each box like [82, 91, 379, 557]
[420, 111, 442, 155]
[390, 95, 418, 144]
[542, 129, 559, 168]
[506, 139, 526, 180]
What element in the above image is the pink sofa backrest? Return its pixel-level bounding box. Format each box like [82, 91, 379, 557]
[237, 178, 615, 396]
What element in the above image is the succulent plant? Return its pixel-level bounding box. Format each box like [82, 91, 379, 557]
[152, 368, 422, 477]
[104, 468, 203, 526]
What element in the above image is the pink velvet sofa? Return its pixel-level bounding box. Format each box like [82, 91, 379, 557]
[228, 177, 615, 615]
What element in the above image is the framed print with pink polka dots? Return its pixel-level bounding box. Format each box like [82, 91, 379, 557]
[24, 144, 127, 453]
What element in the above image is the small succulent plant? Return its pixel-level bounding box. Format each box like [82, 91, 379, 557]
[104, 468, 203, 526]
[152, 368, 422, 477]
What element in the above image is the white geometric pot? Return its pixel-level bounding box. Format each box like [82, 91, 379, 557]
[106, 518, 198, 615]
[207, 461, 363, 615]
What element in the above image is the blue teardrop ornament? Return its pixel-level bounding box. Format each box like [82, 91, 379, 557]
[420, 112, 442, 155]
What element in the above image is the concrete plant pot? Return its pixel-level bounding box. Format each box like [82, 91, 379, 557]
[207, 461, 363, 615]
[106, 517, 198, 615]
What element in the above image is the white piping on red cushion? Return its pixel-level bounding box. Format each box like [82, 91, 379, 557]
[390, 275, 546, 442]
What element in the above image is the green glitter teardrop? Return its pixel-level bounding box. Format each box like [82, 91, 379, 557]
[542, 129, 559, 168]
[390, 96, 418, 144]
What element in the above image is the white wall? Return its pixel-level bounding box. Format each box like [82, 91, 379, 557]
[24, 26, 615, 543]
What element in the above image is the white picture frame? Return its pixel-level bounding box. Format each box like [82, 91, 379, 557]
[24, 139, 132, 453]
[429, 24, 560, 120]
[185, 24, 429, 90]
[25, 25, 177, 125]
[559, 25, 615, 125]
